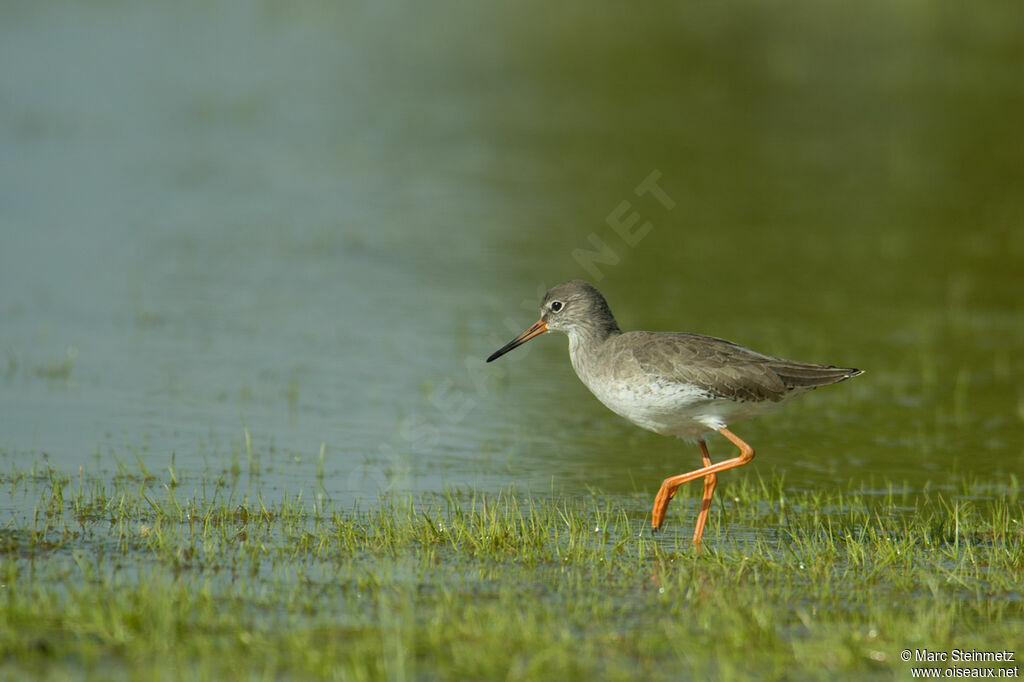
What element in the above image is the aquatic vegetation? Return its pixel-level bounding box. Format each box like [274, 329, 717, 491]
[1, 463, 1020, 681]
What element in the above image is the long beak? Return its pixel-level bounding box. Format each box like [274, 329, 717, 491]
[486, 319, 547, 362]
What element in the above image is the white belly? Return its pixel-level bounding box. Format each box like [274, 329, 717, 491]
[580, 374, 790, 440]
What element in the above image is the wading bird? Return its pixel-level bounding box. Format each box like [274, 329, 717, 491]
[487, 280, 862, 545]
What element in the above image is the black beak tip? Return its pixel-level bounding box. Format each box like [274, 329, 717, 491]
[486, 344, 512, 363]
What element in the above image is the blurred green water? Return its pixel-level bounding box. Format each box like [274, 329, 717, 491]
[0, 0, 1021, 514]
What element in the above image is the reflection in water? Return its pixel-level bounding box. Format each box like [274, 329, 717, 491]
[1, 2, 1021, 515]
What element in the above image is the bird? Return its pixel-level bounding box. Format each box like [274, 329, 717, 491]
[486, 279, 862, 545]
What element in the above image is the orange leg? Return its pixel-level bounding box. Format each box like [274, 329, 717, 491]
[650, 428, 756, 544]
[662, 442, 713, 506]
[691, 440, 718, 546]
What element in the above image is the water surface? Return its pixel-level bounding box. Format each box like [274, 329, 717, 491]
[2, 0, 1022, 520]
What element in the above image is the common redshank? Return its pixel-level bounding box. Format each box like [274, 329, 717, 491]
[486, 280, 862, 545]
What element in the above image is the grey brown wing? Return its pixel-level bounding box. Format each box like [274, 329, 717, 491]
[621, 332, 790, 403]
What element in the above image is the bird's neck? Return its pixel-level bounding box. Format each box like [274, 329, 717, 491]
[567, 320, 621, 375]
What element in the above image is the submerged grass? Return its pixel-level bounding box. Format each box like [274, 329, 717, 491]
[0, 464, 1021, 681]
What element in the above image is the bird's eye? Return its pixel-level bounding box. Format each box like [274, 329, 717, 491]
[550, 301, 563, 312]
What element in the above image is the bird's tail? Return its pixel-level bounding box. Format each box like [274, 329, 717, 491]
[770, 362, 863, 389]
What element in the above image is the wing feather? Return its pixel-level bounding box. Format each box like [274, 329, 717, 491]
[611, 331, 859, 403]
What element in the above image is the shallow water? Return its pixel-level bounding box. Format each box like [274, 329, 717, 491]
[2, 0, 1022, 519]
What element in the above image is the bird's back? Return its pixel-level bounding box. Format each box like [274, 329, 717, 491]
[611, 330, 860, 399]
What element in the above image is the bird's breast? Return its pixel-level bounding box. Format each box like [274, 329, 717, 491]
[574, 358, 719, 437]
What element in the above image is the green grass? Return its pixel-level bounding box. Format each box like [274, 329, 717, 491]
[1, 464, 1021, 681]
